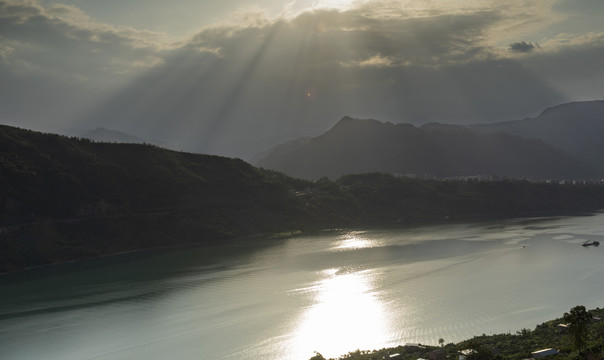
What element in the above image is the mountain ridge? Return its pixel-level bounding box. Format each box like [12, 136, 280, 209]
[468, 100, 604, 173]
[256, 111, 597, 180]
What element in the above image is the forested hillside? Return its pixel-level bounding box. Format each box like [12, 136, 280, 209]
[2, 125, 604, 273]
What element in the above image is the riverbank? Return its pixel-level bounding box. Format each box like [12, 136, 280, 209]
[317, 307, 604, 360]
[1, 208, 600, 276]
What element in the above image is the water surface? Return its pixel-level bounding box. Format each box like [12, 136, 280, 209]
[2, 214, 604, 359]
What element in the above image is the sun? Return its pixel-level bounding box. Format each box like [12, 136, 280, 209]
[304, 87, 314, 98]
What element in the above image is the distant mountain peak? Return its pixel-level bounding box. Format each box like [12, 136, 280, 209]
[420, 122, 464, 131]
[538, 100, 604, 117]
[333, 116, 408, 130]
[333, 116, 387, 127]
[338, 115, 356, 123]
[256, 113, 595, 180]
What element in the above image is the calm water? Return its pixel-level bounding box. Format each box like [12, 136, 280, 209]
[2, 214, 604, 360]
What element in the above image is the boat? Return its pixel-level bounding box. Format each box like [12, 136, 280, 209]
[582, 240, 600, 247]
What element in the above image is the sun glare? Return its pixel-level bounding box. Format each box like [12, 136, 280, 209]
[335, 233, 375, 250]
[290, 268, 392, 358]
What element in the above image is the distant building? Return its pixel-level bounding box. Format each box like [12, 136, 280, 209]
[557, 323, 570, 333]
[428, 349, 446, 360]
[384, 353, 401, 359]
[531, 348, 559, 358]
[459, 349, 475, 360]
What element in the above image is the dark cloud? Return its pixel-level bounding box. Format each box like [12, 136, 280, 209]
[81, 10, 565, 158]
[509, 41, 536, 53]
[0, 1, 602, 158]
[0, 0, 166, 85]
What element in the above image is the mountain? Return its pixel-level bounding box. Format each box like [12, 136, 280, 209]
[250, 137, 313, 166]
[255, 116, 595, 180]
[0, 125, 312, 272]
[79, 127, 164, 146]
[3, 124, 604, 273]
[469, 100, 604, 174]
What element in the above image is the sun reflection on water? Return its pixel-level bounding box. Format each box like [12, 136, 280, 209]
[290, 267, 392, 358]
[334, 232, 376, 250]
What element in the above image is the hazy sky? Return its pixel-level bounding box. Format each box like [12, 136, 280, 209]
[1, 0, 603, 158]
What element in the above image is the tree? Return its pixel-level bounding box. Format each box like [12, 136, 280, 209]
[310, 351, 326, 360]
[563, 305, 593, 353]
[460, 339, 496, 360]
[439, 338, 445, 348]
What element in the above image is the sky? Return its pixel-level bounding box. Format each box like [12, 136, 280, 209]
[1, 0, 603, 158]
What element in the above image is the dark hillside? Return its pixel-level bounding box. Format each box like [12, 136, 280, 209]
[2, 125, 604, 273]
[0, 125, 291, 223]
[0, 125, 307, 271]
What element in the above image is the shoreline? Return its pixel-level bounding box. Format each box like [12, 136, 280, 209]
[318, 306, 604, 360]
[1, 209, 599, 277]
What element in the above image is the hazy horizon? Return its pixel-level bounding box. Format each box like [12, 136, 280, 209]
[1, 0, 603, 158]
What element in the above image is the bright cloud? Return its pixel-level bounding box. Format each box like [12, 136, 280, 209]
[0, 0, 603, 158]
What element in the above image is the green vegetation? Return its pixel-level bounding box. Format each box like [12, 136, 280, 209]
[0, 125, 306, 272]
[314, 306, 604, 360]
[563, 305, 593, 353]
[2, 125, 604, 272]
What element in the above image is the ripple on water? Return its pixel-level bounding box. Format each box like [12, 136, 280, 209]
[3, 214, 604, 360]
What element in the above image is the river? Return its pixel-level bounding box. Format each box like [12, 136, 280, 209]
[2, 213, 604, 359]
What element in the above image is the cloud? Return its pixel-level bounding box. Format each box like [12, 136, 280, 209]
[0, 0, 178, 130]
[509, 41, 537, 53]
[186, 8, 498, 71]
[541, 31, 604, 50]
[519, 31, 604, 99]
[0, 38, 15, 62]
[1, 0, 603, 158]
[341, 54, 396, 68]
[0, 1, 577, 87]
[77, 8, 567, 158]
[0, 0, 171, 85]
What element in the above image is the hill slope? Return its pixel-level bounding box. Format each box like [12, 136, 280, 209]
[78, 127, 165, 147]
[0, 125, 310, 271]
[256, 116, 594, 180]
[2, 125, 604, 273]
[470, 100, 604, 173]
